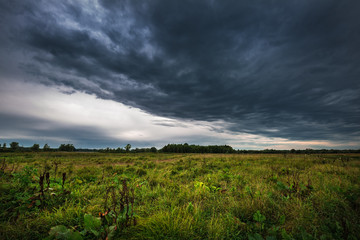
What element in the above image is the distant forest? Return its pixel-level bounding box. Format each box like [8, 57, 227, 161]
[0, 142, 359, 154]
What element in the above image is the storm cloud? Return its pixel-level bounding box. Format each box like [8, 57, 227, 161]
[1, 0, 359, 148]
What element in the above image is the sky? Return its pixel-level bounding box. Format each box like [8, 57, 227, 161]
[0, 0, 359, 150]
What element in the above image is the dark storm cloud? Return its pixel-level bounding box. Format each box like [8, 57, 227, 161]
[1, 0, 360, 142]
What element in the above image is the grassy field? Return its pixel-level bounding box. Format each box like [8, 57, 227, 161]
[1, 152, 359, 239]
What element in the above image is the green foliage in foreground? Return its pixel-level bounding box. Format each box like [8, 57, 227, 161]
[1, 152, 360, 239]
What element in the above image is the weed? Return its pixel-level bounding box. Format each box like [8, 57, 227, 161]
[1, 158, 6, 173]
[52, 161, 60, 178]
[103, 179, 136, 230]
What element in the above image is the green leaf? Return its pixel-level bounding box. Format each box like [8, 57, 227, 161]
[68, 231, 83, 240]
[279, 215, 286, 225]
[117, 209, 128, 224]
[266, 236, 277, 240]
[281, 229, 294, 240]
[107, 225, 117, 240]
[187, 202, 194, 213]
[84, 214, 101, 236]
[277, 181, 289, 190]
[49, 225, 70, 237]
[248, 233, 264, 240]
[105, 214, 112, 224]
[35, 200, 41, 206]
[48, 225, 83, 240]
[253, 210, 266, 222]
[108, 210, 116, 218]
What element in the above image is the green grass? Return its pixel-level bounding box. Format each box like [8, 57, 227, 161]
[1, 152, 359, 239]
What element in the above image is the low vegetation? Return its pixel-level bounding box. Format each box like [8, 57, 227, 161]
[1, 152, 359, 239]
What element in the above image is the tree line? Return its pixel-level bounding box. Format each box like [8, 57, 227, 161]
[0, 142, 76, 152]
[161, 143, 235, 153]
[0, 141, 359, 153]
[0, 142, 136, 153]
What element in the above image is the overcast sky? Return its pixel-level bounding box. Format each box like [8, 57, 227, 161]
[0, 0, 359, 149]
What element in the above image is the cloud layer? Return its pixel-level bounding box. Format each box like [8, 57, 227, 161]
[1, 0, 359, 148]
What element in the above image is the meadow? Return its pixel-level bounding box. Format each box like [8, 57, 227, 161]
[0, 152, 359, 239]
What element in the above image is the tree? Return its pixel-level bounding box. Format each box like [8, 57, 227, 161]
[43, 143, 51, 151]
[115, 147, 125, 153]
[10, 142, 19, 151]
[0, 143, 6, 152]
[31, 144, 40, 152]
[59, 144, 75, 152]
[125, 144, 131, 152]
[150, 147, 157, 153]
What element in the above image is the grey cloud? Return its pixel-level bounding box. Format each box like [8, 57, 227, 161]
[0, 112, 233, 149]
[0, 113, 123, 149]
[1, 0, 360, 144]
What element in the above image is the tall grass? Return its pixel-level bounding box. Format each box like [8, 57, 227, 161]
[0, 153, 359, 239]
